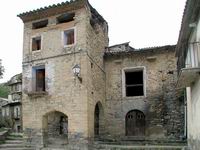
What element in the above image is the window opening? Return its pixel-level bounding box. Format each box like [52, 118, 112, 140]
[57, 13, 75, 24]
[32, 20, 48, 29]
[64, 29, 74, 46]
[35, 68, 45, 92]
[32, 36, 41, 51]
[125, 70, 144, 96]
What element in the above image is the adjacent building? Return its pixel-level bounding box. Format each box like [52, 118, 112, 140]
[18, 0, 185, 149]
[1, 73, 22, 132]
[176, 0, 200, 149]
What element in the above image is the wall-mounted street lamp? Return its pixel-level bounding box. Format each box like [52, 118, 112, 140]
[72, 64, 82, 82]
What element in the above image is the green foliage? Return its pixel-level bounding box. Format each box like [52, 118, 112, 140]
[0, 117, 13, 128]
[0, 83, 10, 98]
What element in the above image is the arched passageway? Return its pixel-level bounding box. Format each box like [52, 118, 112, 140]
[43, 111, 68, 147]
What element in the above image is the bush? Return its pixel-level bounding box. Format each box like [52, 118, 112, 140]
[0, 117, 13, 128]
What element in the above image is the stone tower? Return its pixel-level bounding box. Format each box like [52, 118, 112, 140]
[18, 0, 108, 149]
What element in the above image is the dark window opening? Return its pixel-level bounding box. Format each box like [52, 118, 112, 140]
[32, 37, 41, 51]
[57, 13, 75, 24]
[36, 68, 45, 92]
[17, 126, 21, 133]
[125, 70, 144, 96]
[32, 20, 48, 29]
[64, 29, 74, 45]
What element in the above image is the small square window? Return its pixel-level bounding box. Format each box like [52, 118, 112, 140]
[64, 29, 74, 46]
[32, 36, 41, 51]
[125, 70, 144, 97]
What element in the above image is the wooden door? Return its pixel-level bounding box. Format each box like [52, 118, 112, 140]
[126, 110, 145, 136]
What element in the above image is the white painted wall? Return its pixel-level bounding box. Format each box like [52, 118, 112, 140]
[186, 17, 200, 149]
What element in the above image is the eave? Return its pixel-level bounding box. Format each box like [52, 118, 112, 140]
[18, 0, 87, 23]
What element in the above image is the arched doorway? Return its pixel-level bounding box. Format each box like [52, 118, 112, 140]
[94, 102, 104, 137]
[125, 110, 145, 136]
[43, 111, 68, 147]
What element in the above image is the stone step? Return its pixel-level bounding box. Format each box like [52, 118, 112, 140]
[94, 144, 187, 150]
[6, 136, 23, 140]
[0, 143, 26, 148]
[0, 148, 35, 150]
[5, 140, 23, 144]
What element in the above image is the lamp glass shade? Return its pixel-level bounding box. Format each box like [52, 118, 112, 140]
[72, 64, 81, 75]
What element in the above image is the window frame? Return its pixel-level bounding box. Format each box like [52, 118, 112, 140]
[185, 28, 200, 68]
[62, 27, 76, 47]
[32, 65, 46, 92]
[122, 66, 146, 98]
[31, 35, 43, 52]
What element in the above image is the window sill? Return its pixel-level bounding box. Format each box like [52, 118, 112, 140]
[27, 91, 48, 97]
[64, 44, 75, 48]
[32, 50, 41, 53]
[123, 95, 146, 99]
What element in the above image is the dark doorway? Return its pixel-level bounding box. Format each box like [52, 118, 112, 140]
[126, 110, 145, 136]
[94, 104, 100, 136]
[43, 111, 68, 147]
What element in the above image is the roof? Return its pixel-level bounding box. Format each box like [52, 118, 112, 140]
[17, 0, 107, 24]
[2, 101, 21, 107]
[176, 0, 200, 56]
[8, 73, 22, 86]
[18, 0, 87, 22]
[105, 43, 175, 56]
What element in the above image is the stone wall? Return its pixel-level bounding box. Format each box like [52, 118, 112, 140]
[22, 7, 91, 149]
[104, 47, 184, 141]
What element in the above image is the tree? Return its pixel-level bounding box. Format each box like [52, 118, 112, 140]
[0, 59, 4, 78]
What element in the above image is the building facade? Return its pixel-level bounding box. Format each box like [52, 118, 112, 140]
[18, 0, 184, 149]
[176, 0, 200, 149]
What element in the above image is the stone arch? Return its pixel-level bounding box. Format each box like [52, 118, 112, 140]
[42, 110, 68, 147]
[94, 101, 104, 137]
[125, 109, 145, 136]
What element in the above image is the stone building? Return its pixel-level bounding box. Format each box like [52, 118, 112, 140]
[18, 0, 184, 149]
[1, 73, 22, 132]
[176, 0, 200, 149]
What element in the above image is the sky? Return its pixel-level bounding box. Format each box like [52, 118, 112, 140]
[0, 0, 186, 83]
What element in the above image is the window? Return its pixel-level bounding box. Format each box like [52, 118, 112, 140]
[123, 68, 145, 97]
[14, 107, 20, 118]
[185, 28, 200, 68]
[185, 42, 200, 68]
[32, 19, 48, 29]
[2, 109, 5, 117]
[63, 29, 75, 46]
[33, 66, 45, 92]
[57, 13, 75, 24]
[32, 36, 41, 51]
[6, 107, 9, 116]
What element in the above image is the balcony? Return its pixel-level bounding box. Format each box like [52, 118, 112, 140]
[177, 67, 200, 88]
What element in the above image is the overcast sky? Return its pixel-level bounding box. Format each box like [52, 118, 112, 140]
[0, 0, 186, 83]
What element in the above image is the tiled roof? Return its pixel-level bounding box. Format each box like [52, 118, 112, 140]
[105, 44, 175, 56]
[8, 73, 22, 85]
[18, 0, 86, 22]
